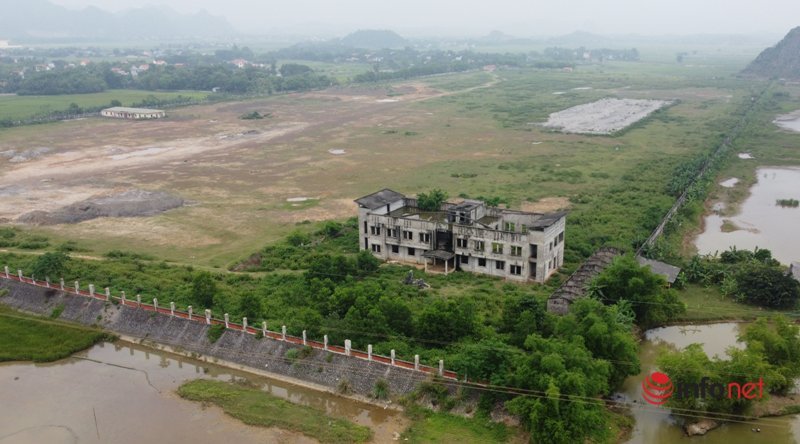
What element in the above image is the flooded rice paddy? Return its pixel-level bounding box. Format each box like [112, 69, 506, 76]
[695, 167, 800, 264]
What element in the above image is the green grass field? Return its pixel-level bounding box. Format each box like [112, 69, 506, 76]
[0, 303, 114, 362]
[177, 379, 372, 444]
[401, 408, 521, 443]
[675, 284, 792, 322]
[0, 89, 209, 121]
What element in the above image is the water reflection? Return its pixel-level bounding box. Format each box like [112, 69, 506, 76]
[696, 167, 800, 265]
[621, 323, 800, 444]
[0, 341, 405, 444]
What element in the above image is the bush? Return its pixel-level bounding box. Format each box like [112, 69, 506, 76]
[373, 378, 390, 400]
[206, 324, 225, 343]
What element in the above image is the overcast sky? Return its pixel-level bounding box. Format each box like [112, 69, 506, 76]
[50, 0, 799, 37]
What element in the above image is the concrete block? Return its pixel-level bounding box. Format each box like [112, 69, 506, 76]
[224, 313, 229, 328]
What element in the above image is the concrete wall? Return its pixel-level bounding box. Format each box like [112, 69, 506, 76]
[0, 278, 432, 398]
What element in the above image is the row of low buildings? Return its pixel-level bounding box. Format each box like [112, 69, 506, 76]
[355, 189, 566, 283]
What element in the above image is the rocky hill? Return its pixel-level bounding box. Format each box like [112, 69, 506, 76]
[742, 27, 800, 80]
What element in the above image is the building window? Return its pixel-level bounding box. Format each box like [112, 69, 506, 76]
[510, 245, 522, 256]
[419, 232, 431, 243]
[403, 230, 413, 240]
[530, 244, 538, 258]
[388, 228, 400, 238]
[492, 242, 504, 254]
[408, 247, 416, 256]
[370, 226, 381, 236]
[391, 244, 399, 254]
[495, 260, 505, 270]
[478, 258, 486, 267]
[559, 231, 565, 243]
[504, 222, 516, 232]
[456, 238, 468, 248]
[460, 255, 469, 265]
[521, 224, 527, 232]
[474, 240, 485, 251]
[371, 244, 381, 253]
[510, 265, 522, 275]
[531, 265, 537, 279]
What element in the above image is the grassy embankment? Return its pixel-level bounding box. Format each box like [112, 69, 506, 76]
[0, 301, 114, 362]
[0, 89, 209, 122]
[177, 379, 372, 444]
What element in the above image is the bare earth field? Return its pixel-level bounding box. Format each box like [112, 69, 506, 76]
[0, 67, 748, 267]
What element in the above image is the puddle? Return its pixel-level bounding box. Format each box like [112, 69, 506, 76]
[328, 149, 347, 155]
[286, 197, 311, 202]
[0, 341, 405, 444]
[738, 153, 755, 159]
[695, 167, 800, 264]
[621, 323, 800, 444]
[552, 91, 566, 95]
[774, 113, 800, 133]
[375, 99, 399, 103]
[572, 86, 593, 90]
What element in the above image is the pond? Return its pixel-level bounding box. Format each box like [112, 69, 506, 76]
[0, 341, 406, 444]
[620, 322, 800, 443]
[695, 167, 800, 264]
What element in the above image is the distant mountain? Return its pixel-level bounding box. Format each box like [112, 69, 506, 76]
[742, 27, 800, 80]
[0, 0, 235, 41]
[340, 30, 407, 49]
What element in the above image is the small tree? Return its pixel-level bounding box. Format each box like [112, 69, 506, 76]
[31, 251, 69, 279]
[190, 272, 217, 309]
[417, 189, 448, 211]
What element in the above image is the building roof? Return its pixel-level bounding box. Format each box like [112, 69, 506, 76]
[548, 247, 622, 306]
[636, 256, 682, 284]
[791, 262, 800, 281]
[530, 211, 568, 229]
[102, 107, 164, 114]
[354, 189, 405, 210]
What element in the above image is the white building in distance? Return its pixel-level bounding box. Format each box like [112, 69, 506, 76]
[101, 107, 166, 120]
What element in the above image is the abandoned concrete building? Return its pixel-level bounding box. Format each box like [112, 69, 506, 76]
[100, 107, 166, 120]
[355, 189, 566, 283]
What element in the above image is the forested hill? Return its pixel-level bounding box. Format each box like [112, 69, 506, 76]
[741, 27, 800, 80]
[340, 30, 408, 49]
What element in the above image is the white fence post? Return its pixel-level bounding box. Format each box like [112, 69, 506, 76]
[18, 270, 23, 280]
[344, 340, 351, 356]
[104, 287, 110, 301]
[439, 360, 444, 376]
[391, 350, 396, 366]
[153, 298, 158, 311]
[205, 309, 211, 325]
[414, 355, 420, 371]
[281, 325, 287, 341]
[324, 335, 328, 350]
[302, 330, 307, 346]
[31, 275, 36, 285]
[224, 313, 229, 328]
[262, 321, 267, 337]
[242, 317, 248, 331]
[3, 265, 8, 278]
[89, 284, 95, 297]
[170, 302, 176, 317]
[74, 281, 79, 293]
[368, 344, 373, 361]
[45, 277, 50, 288]
[121, 291, 126, 305]
[60, 278, 65, 291]
[188, 306, 193, 320]
[136, 294, 142, 308]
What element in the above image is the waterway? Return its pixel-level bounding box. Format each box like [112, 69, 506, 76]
[621, 322, 800, 443]
[695, 167, 800, 264]
[0, 341, 406, 444]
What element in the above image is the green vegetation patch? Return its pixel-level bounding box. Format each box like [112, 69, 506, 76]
[0, 305, 114, 362]
[177, 379, 371, 443]
[402, 407, 515, 443]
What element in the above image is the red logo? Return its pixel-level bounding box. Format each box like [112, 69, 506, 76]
[642, 371, 674, 405]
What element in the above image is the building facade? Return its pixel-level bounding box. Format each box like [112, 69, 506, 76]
[355, 189, 566, 283]
[100, 107, 166, 120]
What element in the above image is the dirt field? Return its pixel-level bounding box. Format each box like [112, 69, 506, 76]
[0, 67, 745, 267]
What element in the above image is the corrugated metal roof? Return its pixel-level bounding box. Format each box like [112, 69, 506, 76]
[636, 256, 681, 284]
[354, 189, 405, 210]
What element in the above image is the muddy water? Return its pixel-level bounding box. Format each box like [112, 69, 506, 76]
[0, 341, 406, 444]
[775, 116, 800, 133]
[695, 167, 800, 264]
[621, 323, 800, 443]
